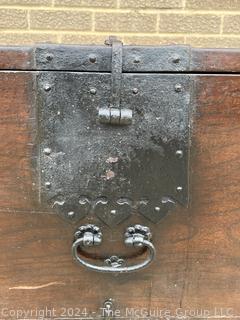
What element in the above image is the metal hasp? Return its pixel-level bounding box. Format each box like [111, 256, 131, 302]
[98, 36, 132, 125]
[37, 38, 192, 226]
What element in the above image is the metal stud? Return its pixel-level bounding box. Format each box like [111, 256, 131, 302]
[154, 206, 161, 212]
[133, 56, 140, 63]
[89, 54, 97, 63]
[45, 53, 54, 62]
[43, 147, 52, 155]
[176, 186, 183, 192]
[132, 88, 138, 94]
[43, 83, 51, 92]
[172, 54, 180, 64]
[175, 84, 182, 92]
[45, 181, 51, 188]
[90, 88, 97, 95]
[176, 150, 183, 158]
[67, 211, 75, 218]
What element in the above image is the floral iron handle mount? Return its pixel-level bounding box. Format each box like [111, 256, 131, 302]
[72, 224, 156, 273]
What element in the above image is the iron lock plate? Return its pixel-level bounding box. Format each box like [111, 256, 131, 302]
[36, 40, 192, 227]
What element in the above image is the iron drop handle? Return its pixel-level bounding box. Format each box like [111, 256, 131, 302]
[72, 224, 155, 273]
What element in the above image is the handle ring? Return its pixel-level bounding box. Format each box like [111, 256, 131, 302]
[72, 224, 155, 273]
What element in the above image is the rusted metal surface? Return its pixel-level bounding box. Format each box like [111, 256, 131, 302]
[35, 44, 190, 72]
[37, 71, 192, 226]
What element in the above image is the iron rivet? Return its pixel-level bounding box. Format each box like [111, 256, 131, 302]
[176, 186, 183, 192]
[172, 54, 180, 64]
[175, 84, 182, 92]
[132, 88, 138, 94]
[44, 83, 51, 92]
[45, 181, 51, 188]
[155, 206, 161, 212]
[110, 209, 117, 215]
[43, 147, 51, 155]
[67, 211, 75, 218]
[133, 56, 140, 63]
[176, 150, 183, 158]
[90, 88, 97, 95]
[45, 53, 54, 62]
[89, 54, 97, 63]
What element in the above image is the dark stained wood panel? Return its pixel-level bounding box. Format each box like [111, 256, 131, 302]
[0, 72, 239, 316]
[183, 75, 240, 311]
[191, 49, 240, 73]
[0, 72, 39, 212]
[0, 47, 33, 70]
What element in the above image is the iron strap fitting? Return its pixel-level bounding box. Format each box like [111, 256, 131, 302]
[98, 36, 133, 125]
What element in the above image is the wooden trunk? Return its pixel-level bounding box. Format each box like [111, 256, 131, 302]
[0, 45, 240, 319]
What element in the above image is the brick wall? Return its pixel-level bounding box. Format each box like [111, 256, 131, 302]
[0, 0, 240, 47]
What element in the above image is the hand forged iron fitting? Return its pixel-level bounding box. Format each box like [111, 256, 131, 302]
[72, 224, 156, 273]
[98, 36, 133, 125]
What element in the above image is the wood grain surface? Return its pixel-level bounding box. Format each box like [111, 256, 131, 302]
[0, 47, 33, 70]
[0, 50, 240, 319]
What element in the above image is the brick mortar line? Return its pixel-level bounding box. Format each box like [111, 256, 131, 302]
[2, 6, 240, 15]
[0, 30, 184, 38]
[138, 9, 240, 15]
[0, 5, 51, 9]
[27, 10, 30, 30]
[1, 30, 240, 38]
[156, 13, 160, 33]
[56, 33, 61, 43]
[58, 34, 62, 42]
[185, 34, 240, 38]
[92, 11, 95, 32]
[26, 30, 163, 34]
[220, 15, 224, 35]
[0, 6, 130, 11]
